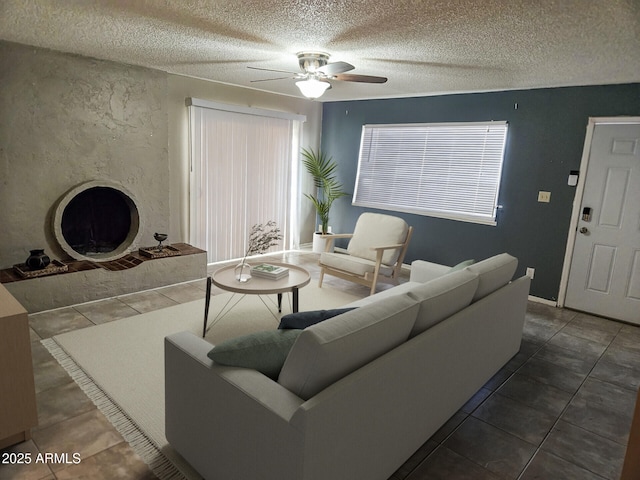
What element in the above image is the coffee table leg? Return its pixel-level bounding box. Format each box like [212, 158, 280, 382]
[292, 287, 299, 313]
[203, 276, 212, 338]
[277, 293, 282, 312]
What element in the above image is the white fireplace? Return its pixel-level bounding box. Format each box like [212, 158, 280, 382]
[52, 180, 142, 262]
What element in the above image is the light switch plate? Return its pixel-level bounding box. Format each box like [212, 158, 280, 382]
[538, 191, 551, 203]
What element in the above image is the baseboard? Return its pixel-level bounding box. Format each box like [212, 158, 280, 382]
[527, 295, 558, 307]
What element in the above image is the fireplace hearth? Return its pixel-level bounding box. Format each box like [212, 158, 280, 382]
[1, 244, 207, 312]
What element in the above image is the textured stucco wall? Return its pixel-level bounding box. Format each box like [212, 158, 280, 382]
[0, 41, 169, 268]
[0, 39, 325, 273]
[0, 40, 324, 309]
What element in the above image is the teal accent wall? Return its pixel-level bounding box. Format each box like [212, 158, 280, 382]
[320, 84, 640, 301]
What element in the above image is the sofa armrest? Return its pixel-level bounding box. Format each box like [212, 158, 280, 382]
[165, 331, 306, 479]
[409, 260, 451, 283]
[165, 331, 303, 420]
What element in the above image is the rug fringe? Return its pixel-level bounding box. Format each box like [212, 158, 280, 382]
[42, 338, 191, 480]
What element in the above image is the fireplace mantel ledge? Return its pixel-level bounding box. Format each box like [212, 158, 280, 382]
[0, 244, 207, 313]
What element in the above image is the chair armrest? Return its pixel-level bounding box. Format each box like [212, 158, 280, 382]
[369, 243, 405, 252]
[320, 233, 354, 252]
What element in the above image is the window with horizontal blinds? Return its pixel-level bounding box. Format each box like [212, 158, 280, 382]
[353, 121, 508, 225]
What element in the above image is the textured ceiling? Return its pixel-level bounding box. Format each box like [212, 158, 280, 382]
[1, 0, 639, 102]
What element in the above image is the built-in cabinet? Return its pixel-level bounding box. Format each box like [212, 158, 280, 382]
[0, 283, 38, 449]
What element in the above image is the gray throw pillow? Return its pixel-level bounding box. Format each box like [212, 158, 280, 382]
[447, 259, 475, 273]
[278, 308, 357, 330]
[207, 329, 302, 379]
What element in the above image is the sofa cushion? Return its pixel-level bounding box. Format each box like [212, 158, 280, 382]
[278, 308, 357, 330]
[466, 253, 518, 301]
[343, 281, 421, 308]
[347, 213, 409, 265]
[278, 293, 419, 400]
[207, 329, 302, 380]
[407, 269, 479, 337]
[409, 260, 451, 283]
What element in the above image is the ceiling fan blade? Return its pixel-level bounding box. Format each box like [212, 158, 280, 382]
[248, 66, 299, 75]
[333, 73, 388, 83]
[250, 75, 295, 83]
[317, 61, 355, 75]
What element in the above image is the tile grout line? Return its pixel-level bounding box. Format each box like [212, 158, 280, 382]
[409, 309, 622, 479]
[23, 251, 321, 480]
[515, 314, 622, 480]
[404, 338, 548, 479]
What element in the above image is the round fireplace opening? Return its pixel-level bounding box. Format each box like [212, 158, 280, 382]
[53, 181, 141, 262]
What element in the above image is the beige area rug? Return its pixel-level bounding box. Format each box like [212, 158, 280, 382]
[43, 283, 361, 480]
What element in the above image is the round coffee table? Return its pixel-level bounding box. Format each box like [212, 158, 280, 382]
[203, 262, 310, 336]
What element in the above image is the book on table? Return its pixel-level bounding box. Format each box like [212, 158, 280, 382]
[251, 263, 289, 279]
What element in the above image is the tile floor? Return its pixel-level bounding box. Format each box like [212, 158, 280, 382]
[1, 251, 637, 479]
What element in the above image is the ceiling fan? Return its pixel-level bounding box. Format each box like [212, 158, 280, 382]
[248, 52, 387, 99]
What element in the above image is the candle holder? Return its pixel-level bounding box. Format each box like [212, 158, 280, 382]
[153, 233, 168, 252]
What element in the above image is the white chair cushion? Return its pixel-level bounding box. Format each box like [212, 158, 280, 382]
[347, 213, 409, 265]
[278, 293, 419, 400]
[407, 269, 479, 337]
[320, 252, 394, 277]
[466, 253, 518, 301]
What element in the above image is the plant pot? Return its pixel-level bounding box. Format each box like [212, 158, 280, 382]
[312, 232, 334, 254]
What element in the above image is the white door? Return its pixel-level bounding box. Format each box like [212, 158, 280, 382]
[564, 121, 640, 324]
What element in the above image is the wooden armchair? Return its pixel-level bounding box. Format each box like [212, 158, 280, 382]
[318, 213, 413, 295]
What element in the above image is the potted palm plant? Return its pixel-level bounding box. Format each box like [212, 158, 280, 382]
[301, 147, 349, 253]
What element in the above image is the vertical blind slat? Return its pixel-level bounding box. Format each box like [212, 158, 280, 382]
[189, 107, 295, 263]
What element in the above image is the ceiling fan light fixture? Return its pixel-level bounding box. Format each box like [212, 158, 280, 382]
[249, 51, 384, 98]
[296, 78, 330, 99]
[297, 52, 330, 72]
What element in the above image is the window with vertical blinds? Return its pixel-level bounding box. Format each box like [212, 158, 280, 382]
[188, 99, 305, 263]
[353, 121, 508, 225]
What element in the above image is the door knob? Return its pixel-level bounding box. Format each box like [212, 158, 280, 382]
[579, 227, 589, 234]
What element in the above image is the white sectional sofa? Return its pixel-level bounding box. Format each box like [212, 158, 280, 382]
[165, 253, 531, 480]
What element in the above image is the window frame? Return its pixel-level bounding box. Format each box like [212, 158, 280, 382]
[352, 121, 508, 226]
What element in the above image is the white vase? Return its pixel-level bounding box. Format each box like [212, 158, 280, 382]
[234, 261, 252, 283]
